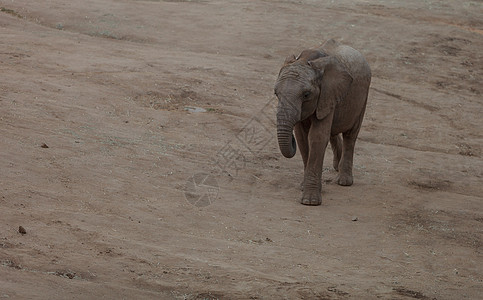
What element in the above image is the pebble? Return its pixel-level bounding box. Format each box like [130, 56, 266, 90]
[184, 106, 206, 113]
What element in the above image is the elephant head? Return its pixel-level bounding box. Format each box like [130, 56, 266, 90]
[274, 52, 353, 158]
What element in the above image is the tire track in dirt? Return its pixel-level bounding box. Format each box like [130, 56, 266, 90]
[371, 87, 439, 112]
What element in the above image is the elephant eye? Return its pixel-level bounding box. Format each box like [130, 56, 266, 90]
[303, 91, 311, 99]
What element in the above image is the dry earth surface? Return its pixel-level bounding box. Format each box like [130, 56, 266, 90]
[1, 0, 482, 299]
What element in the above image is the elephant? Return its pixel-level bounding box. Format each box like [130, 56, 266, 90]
[274, 39, 371, 206]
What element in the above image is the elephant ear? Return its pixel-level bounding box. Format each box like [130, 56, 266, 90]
[283, 54, 297, 66]
[308, 56, 353, 120]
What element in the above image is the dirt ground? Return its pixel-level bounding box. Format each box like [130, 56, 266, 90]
[0, 0, 482, 299]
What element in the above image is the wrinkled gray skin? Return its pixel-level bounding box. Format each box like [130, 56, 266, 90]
[275, 39, 371, 205]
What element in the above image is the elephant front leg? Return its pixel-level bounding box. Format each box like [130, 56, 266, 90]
[294, 121, 310, 191]
[300, 116, 331, 205]
[294, 123, 309, 169]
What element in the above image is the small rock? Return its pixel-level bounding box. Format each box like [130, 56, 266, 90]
[40, 143, 49, 148]
[265, 237, 273, 242]
[184, 106, 206, 113]
[18, 226, 26, 234]
[352, 217, 358, 222]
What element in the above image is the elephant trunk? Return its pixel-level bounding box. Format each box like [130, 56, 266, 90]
[276, 120, 297, 159]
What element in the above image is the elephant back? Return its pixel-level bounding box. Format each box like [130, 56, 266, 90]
[321, 40, 371, 81]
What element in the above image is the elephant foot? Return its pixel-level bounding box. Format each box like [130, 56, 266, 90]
[336, 173, 353, 186]
[299, 181, 304, 191]
[300, 191, 321, 206]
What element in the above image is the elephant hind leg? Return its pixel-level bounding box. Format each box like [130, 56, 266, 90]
[337, 134, 355, 186]
[330, 134, 342, 171]
[337, 110, 366, 186]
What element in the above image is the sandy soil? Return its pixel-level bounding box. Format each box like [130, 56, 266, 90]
[0, 0, 482, 299]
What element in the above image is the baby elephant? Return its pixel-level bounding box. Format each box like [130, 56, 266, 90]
[274, 39, 371, 205]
